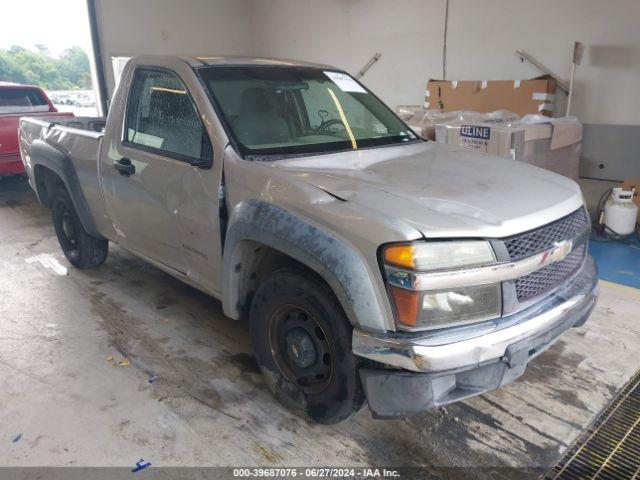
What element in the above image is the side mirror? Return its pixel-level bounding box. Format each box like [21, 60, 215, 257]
[191, 131, 213, 169]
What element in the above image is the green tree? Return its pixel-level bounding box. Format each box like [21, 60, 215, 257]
[59, 46, 91, 88]
[0, 54, 25, 84]
[0, 45, 91, 90]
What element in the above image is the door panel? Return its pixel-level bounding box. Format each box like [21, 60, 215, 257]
[173, 168, 223, 289]
[100, 67, 219, 278]
[102, 148, 193, 272]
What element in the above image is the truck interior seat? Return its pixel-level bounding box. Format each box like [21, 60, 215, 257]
[233, 87, 290, 146]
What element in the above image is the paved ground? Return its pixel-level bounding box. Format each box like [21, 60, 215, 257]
[1, 175, 639, 477]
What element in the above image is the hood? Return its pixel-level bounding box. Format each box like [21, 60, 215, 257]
[265, 142, 584, 239]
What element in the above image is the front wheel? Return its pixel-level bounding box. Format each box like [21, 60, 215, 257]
[51, 188, 108, 269]
[250, 268, 365, 424]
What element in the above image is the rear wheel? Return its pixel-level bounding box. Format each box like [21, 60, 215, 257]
[250, 268, 365, 424]
[51, 188, 108, 269]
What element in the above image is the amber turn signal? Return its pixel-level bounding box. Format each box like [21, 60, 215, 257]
[388, 286, 420, 327]
[384, 244, 416, 269]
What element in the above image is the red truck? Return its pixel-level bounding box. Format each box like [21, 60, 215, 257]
[0, 82, 73, 176]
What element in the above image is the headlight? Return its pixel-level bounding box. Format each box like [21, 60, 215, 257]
[384, 241, 495, 271]
[382, 241, 501, 331]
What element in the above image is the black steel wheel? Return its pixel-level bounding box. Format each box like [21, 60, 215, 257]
[51, 188, 108, 269]
[250, 268, 365, 424]
[269, 304, 333, 394]
[58, 206, 79, 253]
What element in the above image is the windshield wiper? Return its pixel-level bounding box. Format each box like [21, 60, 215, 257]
[246, 151, 334, 162]
[244, 136, 421, 161]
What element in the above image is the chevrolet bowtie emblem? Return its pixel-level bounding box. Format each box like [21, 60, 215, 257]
[539, 239, 573, 265]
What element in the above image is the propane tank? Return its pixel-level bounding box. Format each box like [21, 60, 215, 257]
[604, 187, 638, 236]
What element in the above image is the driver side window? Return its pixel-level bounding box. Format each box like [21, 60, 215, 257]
[125, 69, 206, 161]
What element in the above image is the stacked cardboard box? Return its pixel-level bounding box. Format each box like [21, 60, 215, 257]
[426, 76, 557, 116]
[434, 113, 582, 181]
[396, 74, 580, 180]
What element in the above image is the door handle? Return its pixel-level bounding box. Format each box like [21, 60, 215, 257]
[113, 158, 135, 176]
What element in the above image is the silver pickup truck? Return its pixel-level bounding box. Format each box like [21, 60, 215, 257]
[19, 55, 598, 424]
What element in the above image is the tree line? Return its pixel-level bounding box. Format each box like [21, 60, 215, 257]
[0, 45, 91, 90]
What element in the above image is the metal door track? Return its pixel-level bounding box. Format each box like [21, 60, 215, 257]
[545, 369, 640, 479]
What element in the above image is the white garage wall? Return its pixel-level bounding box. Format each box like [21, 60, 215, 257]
[249, 0, 446, 111]
[95, 0, 253, 95]
[95, 0, 640, 127]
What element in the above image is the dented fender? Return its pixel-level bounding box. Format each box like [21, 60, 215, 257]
[222, 199, 390, 332]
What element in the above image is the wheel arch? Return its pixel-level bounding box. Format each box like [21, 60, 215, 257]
[222, 200, 388, 332]
[30, 140, 103, 238]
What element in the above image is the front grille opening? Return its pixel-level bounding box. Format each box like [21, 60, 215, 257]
[504, 208, 589, 261]
[515, 243, 587, 302]
[545, 369, 640, 480]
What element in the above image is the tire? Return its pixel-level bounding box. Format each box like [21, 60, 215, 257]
[250, 268, 365, 424]
[51, 187, 108, 269]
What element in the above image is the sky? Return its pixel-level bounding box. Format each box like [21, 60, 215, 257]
[0, 0, 92, 56]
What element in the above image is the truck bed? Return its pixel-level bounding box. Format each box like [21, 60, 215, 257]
[19, 115, 114, 238]
[19, 116, 106, 172]
[0, 112, 81, 176]
[25, 115, 106, 132]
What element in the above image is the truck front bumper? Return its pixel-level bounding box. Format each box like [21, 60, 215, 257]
[352, 255, 598, 418]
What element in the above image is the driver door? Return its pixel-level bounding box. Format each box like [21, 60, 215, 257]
[100, 67, 214, 274]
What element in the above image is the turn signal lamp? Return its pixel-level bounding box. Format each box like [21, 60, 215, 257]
[381, 241, 501, 331]
[388, 286, 420, 327]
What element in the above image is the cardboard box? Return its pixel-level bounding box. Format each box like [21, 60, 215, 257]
[518, 119, 582, 181]
[426, 76, 557, 116]
[435, 120, 525, 160]
[621, 177, 640, 223]
[435, 115, 582, 181]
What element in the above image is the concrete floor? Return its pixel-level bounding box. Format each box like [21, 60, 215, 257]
[1, 175, 639, 477]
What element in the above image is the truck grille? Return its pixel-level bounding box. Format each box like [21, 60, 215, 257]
[504, 208, 589, 261]
[515, 243, 587, 302]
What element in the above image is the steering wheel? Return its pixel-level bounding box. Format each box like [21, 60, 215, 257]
[317, 118, 347, 135]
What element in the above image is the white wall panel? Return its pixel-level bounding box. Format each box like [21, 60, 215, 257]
[95, 0, 253, 94]
[95, 0, 640, 125]
[250, 0, 446, 110]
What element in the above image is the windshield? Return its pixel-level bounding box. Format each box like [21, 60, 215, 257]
[198, 66, 418, 158]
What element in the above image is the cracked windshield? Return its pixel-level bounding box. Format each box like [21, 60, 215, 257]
[200, 66, 417, 157]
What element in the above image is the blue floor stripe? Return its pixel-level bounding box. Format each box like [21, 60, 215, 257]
[589, 236, 640, 289]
